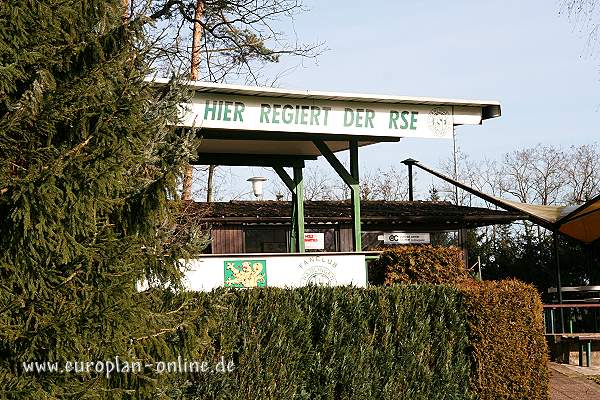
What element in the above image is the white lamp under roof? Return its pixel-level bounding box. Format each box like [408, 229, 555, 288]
[247, 176, 267, 199]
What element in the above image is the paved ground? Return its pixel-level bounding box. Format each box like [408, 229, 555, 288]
[550, 362, 600, 399]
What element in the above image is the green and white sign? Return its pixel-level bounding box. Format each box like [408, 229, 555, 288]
[181, 94, 456, 139]
[224, 259, 267, 288]
[181, 254, 366, 291]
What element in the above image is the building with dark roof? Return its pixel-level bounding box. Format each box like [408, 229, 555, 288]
[187, 200, 526, 254]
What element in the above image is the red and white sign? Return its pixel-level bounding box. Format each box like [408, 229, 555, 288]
[304, 233, 325, 250]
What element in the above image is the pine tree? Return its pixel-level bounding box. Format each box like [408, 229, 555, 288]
[0, 1, 204, 397]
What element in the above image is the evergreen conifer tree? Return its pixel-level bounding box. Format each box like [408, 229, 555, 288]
[0, 1, 204, 397]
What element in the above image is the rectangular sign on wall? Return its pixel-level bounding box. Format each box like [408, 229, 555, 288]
[383, 232, 431, 245]
[181, 254, 366, 291]
[304, 233, 325, 250]
[181, 94, 456, 139]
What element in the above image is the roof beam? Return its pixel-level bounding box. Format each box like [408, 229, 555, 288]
[191, 129, 400, 143]
[313, 140, 356, 187]
[402, 159, 550, 229]
[273, 167, 294, 192]
[191, 153, 312, 167]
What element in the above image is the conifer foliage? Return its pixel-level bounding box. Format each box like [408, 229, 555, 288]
[0, 1, 200, 396]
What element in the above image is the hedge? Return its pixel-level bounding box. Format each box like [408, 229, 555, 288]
[459, 280, 548, 400]
[7, 246, 547, 399]
[373, 246, 549, 400]
[368, 245, 470, 286]
[168, 286, 472, 400]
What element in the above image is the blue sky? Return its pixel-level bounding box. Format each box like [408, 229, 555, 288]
[198, 0, 600, 200]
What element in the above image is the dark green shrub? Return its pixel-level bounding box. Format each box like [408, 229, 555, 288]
[174, 286, 472, 400]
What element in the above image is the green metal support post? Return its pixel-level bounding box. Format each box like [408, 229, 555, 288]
[313, 140, 362, 251]
[274, 167, 296, 252]
[274, 166, 305, 253]
[290, 194, 297, 252]
[349, 140, 362, 251]
[294, 167, 305, 253]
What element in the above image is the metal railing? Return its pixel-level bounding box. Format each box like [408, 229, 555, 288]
[544, 304, 600, 335]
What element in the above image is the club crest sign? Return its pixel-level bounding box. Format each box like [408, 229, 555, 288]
[428, 107, 452, 137]
[299, 256, 338, 286]
[224, 259, 267, 288]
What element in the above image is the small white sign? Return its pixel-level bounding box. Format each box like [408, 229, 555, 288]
[304, 233, 325, 250]
[383, 232, 430, 245]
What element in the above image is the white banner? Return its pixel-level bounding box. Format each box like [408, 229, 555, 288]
[383, 232, 430, 245]
[181, 254, 366, 291]
[180, 93, 454, 139]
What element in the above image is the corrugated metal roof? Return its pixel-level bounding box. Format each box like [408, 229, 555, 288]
[150, 78, 501, 120]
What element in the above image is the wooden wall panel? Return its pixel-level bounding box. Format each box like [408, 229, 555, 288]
[339, 224, 354, 252]
[211, 225, 244, 254]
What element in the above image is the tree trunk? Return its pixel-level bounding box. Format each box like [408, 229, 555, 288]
[182, 0, 205, 201]
[206, 164, 215, 202]
[122, 0, 129, 22]
[190, 0, 204, 79]
[182, 167, 194, 200]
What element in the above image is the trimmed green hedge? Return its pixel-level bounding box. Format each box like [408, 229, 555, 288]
[460, 280, 548, 400]
[7, 246, 547, 399]
[373, 247, 549, 400]
[171, 286, 472, 400]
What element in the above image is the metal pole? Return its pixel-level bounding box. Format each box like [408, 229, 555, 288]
[349, 140, 362, 251]
[452, 126, 459, 205]
[290, 189, 297, 252]
[293, 167, 305, 253]
[569, 318, 573, 334]
[401, 159, 417, 201]
[586, 244, 593, 283]
[408, 163, 413, 201]
[554, 230, 565, 333]
[273, 166, 298, 253]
